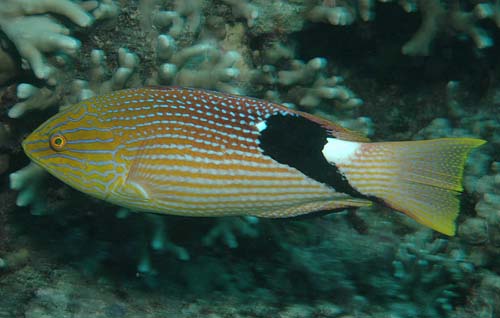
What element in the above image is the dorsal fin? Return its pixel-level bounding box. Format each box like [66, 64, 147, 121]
[296, 110, 370, 142]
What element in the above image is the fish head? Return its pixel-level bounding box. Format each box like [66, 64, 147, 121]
[22, 100, 122, 199]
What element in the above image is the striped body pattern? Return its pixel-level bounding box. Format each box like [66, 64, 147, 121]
[23, 87, 485, 235]
[23, 87, 363, 218]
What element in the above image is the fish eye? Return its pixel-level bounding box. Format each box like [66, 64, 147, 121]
[49, 134, 67, 151]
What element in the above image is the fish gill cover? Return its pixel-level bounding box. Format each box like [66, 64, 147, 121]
[0, 0, 499, 318]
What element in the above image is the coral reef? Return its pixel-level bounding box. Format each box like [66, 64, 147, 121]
[390, 230, 474, 317]
[468, 161, 500, 245]
[8, 84, 62, 119]
[306, 0, 500, 56]
[0, 0, 499, 317]
[9, 163, 49, 215]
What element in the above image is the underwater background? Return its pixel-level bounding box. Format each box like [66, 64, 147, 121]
[0, 0, 499, 317]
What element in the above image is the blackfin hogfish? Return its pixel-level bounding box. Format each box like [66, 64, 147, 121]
[22, 87, 485, 235]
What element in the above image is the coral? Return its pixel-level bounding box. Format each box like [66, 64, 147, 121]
[83, 0, 120, 20]
[391, 230, 474, 317]
[307, 1, 356, 26]
[153, 10, 185, 38]
[86, 47, 141, 95]
[434, 82, 500, 249]
[470, 162, 500, 246]
[8, 84, 62, 118]
[1, 0, 363, 118]
[202, 216, 259, 248]
[0, 0, 120, 84]
[273, 215, 391, 306]
[23, 270, 130, 318]
[141, 214, 190, 266]
[458, 218, 489, 245]
[222, 0, 259, 27]
[453, 270, 500, 317]
[153, 0, 203, 36]
[9, 162, 49, 215]
[402, 0, 495, 55]
[131, 215, 260, 273]
[244, 0, 305, 35]
[269, 57, 363, 120]
[0, 0, 93, 82]
[155, 38, 243, 94]
[306, 0, 500, 55]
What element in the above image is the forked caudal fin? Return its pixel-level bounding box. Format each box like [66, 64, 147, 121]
[322, 138, 486, 235]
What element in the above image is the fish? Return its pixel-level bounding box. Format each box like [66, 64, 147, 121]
[22, 87, 485, 235]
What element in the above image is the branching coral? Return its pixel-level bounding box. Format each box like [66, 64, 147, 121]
[273, 57, 363, 122]
[306, 0, 500, 55]
[453, 270, 500, 317]
[9, 162, 49, 215]
[222, 0, 259, 27]
[87, 47, 141, 95]
[153, 0, 203, 37]
[470, 162, 500, 246]
[391, 230, 474, 316]
[402, 0, 494, 55]
[0, 0, 119, 84]
[155, 36, 243, 93]
[146, 214, 190, 261]
[307, 1, 356, 26]
[8, 84, 62, 118]
[0, 0, 93, 82]
[202, 216, 259, 248]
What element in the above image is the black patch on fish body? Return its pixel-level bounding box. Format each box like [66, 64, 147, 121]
[258, 113, 365, 198]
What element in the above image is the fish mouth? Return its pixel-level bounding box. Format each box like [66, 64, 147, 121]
[21, 133, 36, 160]
[21, 131, 50, 168]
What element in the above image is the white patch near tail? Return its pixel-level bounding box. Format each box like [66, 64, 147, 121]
[322, 138, 361, 165]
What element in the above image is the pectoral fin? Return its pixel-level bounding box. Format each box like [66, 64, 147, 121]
[124, 180, 151, 200]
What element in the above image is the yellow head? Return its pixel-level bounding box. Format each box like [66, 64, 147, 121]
[22, 98, 124, 201]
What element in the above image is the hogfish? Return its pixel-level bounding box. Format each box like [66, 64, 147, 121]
[22, 87, 485, 235]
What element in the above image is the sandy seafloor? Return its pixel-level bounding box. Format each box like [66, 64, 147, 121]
[1, 1, 500, 317]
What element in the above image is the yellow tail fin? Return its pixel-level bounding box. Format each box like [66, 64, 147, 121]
[336, 138, 486, 235]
